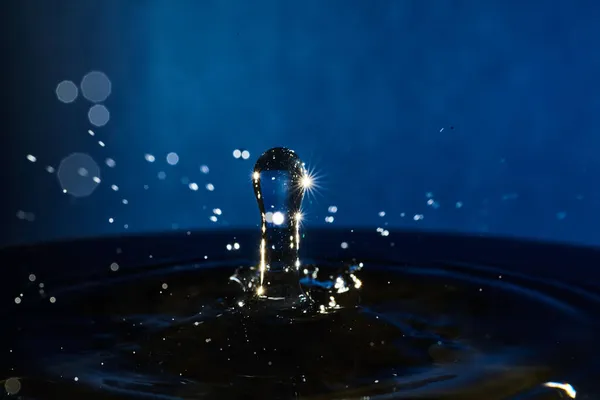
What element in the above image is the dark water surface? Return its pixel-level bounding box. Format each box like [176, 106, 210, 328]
[1, 229, 599, 399]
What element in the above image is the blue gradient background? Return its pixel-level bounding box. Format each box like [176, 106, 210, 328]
[3, 0, 600, 246]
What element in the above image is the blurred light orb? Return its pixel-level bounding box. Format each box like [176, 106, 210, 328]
[80, 70, 112, 103]
[88, 104, 110, 127]
[57, 153, 101, 197]
[166, 152, 179, 165]
[55, 80, 78, 103]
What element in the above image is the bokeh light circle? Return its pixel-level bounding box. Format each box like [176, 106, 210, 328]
[55, 80, 78, 103]
[88, 104, 110, 127]
[80, 70, 112, 103]
[166, 152, 179, 165]
[57, 153, 101, 197]
[4, 378, 21, 395]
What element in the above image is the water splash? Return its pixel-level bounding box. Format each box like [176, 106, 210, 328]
[229, 147, 362, 313]
[229, 148, 309, 306]
[253, 148, 305, 288]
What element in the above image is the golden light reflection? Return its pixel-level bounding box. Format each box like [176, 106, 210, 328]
[259, 238, 266, 286]
[297, 165, 322, 200]
[544, 382, 576, 398]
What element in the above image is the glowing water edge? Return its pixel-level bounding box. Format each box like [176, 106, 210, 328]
[1, 148, 598, 399]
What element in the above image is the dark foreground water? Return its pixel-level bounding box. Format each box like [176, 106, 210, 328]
[1, 229, 599, 399]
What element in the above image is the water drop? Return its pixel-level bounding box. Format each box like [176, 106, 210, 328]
[234, 148, 308, 302]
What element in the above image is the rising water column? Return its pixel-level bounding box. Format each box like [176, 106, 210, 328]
[251, 147, 309, 302]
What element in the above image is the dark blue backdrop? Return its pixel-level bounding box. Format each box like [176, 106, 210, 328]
[3, 0, 600, 246]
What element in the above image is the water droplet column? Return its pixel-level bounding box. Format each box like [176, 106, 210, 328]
[252, 147, 306, 300]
